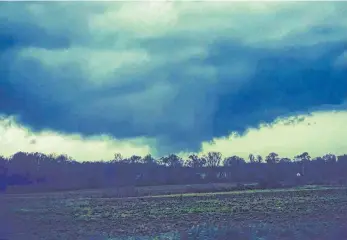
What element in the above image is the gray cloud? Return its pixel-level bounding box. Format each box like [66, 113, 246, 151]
[1, 2, 347, 155]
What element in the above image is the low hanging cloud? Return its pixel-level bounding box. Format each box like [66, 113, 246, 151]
[198, 110, 347, 160]
[1, 111, 347, 162]
[0, 116, 154, 161]
[0, 2, 347, 157]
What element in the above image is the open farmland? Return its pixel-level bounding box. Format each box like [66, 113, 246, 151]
[1, 186, 347, 240]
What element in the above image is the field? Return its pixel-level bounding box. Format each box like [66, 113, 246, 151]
[1, 185, 347, 240]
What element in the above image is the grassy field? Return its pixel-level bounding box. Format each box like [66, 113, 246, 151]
[1, 185, 347, 240]
[4, 182, 246, 196]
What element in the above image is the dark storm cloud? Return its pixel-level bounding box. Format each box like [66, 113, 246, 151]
[0, 18, 70, 50]
[208, 41, 347, 138]
[0, 2, 347, 155]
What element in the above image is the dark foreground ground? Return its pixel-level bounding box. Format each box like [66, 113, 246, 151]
[1, 186, 347, 240]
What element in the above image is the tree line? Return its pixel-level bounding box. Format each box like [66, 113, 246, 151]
[0, 151, 347, 193]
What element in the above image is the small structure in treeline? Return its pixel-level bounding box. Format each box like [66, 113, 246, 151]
[196, 173, 207, 180]
[217, 172, 227, 179]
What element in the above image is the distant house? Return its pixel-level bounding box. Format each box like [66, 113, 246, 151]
[135, 174, 143, 181]
[196, 173, 207, 179]
[217, 172, 227, 179]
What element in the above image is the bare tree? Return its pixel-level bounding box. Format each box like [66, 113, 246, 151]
[205, 152, 222, 167]
[160, 154, 183, 168]
[294, 152, 311, 176]
[265, 152, 279, 164]
[113, 153, 123, 162]
[256, 155, 263, 163]
[186, 154, 206, 168]
[223, 156, 245, 167]
[323, 154, 337, 163]
[294, 152, 311, 162]
[249, 154, 256, 163]
[127, 155, 142, 164]
[279, 158, 291, 163]
[142, 154, 156, 165]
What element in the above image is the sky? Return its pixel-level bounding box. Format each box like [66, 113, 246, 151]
[0, 2, 346, 161]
